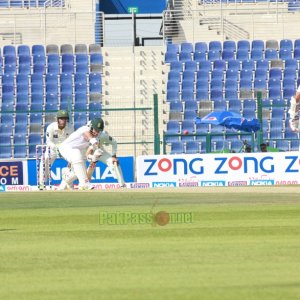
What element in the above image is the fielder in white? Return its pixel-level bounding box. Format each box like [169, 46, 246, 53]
[58, 117, 104, 190]
[288, 85, 300, 132]
[85, 121, 126, 187]
[38, 110, 73, 190]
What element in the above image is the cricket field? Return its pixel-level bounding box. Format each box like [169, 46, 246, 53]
[1, 186, 300, 299]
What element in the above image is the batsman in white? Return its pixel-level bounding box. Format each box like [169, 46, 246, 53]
[288, 86, 300, 132]
[58, 117, 104, 190]
[38, 110, 73, 190]
[85, 120, 126, 187]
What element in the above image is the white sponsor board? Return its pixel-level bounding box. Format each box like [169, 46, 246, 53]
[137, 152, 300, 186]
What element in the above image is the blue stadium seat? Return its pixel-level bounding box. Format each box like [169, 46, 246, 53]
[47, 54, 60, 74]
[1, 93, 14, 104]
[224, 89, 238, 101]
[279, 49, 292, 60]
[3, 45, 16, 57]
[236, 49, 249, 60]
[196, 80, 209, 92]
[76, 63, 89, 74]
[268, 86, 282, 99]
[33, 62, 45, 74]
[237, 40, 250, 51]
[227, 99, 241, 112]
[168, 70, 181, 82]
[89, 102, 102, 112]
[179, 52, 192, 62]
[181, 42, 193, 53]
[195, 42, 207, 53]
[199, 61, 212, 71]
[186, 141, 200, 154]
[225, 69, 239, 80]
[167, 80, 180, 92]
[0, 114, 14, 125]
[168, 52, 182, 67]
[184, 100, 198, 111]
[240, 69, 253, 81]
[211, 69, 224, 81]
[165, 121, 180, 142]
[167, 44, 180, 54]
[74, 73, 87, 84]
[243, 99, 256, 110]
[283, 68, 296, 80]
[32, 44, 45, 56]
[18, 55, 31, 74]
[293, 48, 300, 60]
[1, 102, 14, 112]
[269, 68, 282, 80]
[256, 59, 269, 71]
[225, 79, 238, 91]
[193, 51, 207, 62]
[210, 89, 223, 101]
[213, 99, 226, 110]
[60, 73, 73, 86]
[170, 61, 183, 72]
[223, 40, 236, 52]
[167, 90, 180, 102]
[265, 49, 278, 60]
[209, 41, 222, 52]
[222, 49, 235, 60]
[208, 50, 221, 61]
[282, 78, 295, 90]
[241, 59, 255, 71]
[268, 78, 281, 90]
[255, 68, 268, 80]
[60, 82, 73, 94]
[227, 60, 240, 71]
[74, 112, 87, 130]
[251, 49, 264, 60]
[182, 70, 195, 81]
[181, 89, 195, 101]
[46, 82, 58, 95]
[280, 39, 293, 51]
[183, 110, 197, 121]
[170, 101, 182, 112]
[196, 70, 210, 82]
[213, 59, 226, 71]
[284, 58, 298, 70]
[170, 141, 184, 154]
[28, 133, 42, 158]
[254, 78, 267, 90]
[252, 39, 264, 51]
[90, 53, 103, 65]
[184, 61, 197, 72]
[75, 92, 88, 105]
[89, 82, 102, 94]
[13, 146, 27, 159]
[283, 87, 295, 99]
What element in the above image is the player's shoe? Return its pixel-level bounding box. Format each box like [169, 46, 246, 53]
[120, 184, 127, 188]
[289, 116, 299, 132]
[78, 183, 95, 190]
[38, 183, 45, 191]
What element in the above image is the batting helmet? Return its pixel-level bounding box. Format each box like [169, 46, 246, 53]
[91, 118, 104, 132]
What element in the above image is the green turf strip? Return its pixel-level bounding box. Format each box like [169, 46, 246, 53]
[1, 191, 300, 300]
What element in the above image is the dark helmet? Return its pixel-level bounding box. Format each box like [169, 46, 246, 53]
[57, 110, 69, 119]
[91, 118, 104, 132]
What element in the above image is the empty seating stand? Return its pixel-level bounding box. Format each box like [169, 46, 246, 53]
[0, 43, 104, 158]
[164, 39, 299, 154]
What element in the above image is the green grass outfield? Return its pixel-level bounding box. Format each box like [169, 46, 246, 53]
[1, 187, 300, 300]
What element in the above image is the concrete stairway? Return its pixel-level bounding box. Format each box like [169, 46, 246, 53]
[102, 46, 164, 157]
